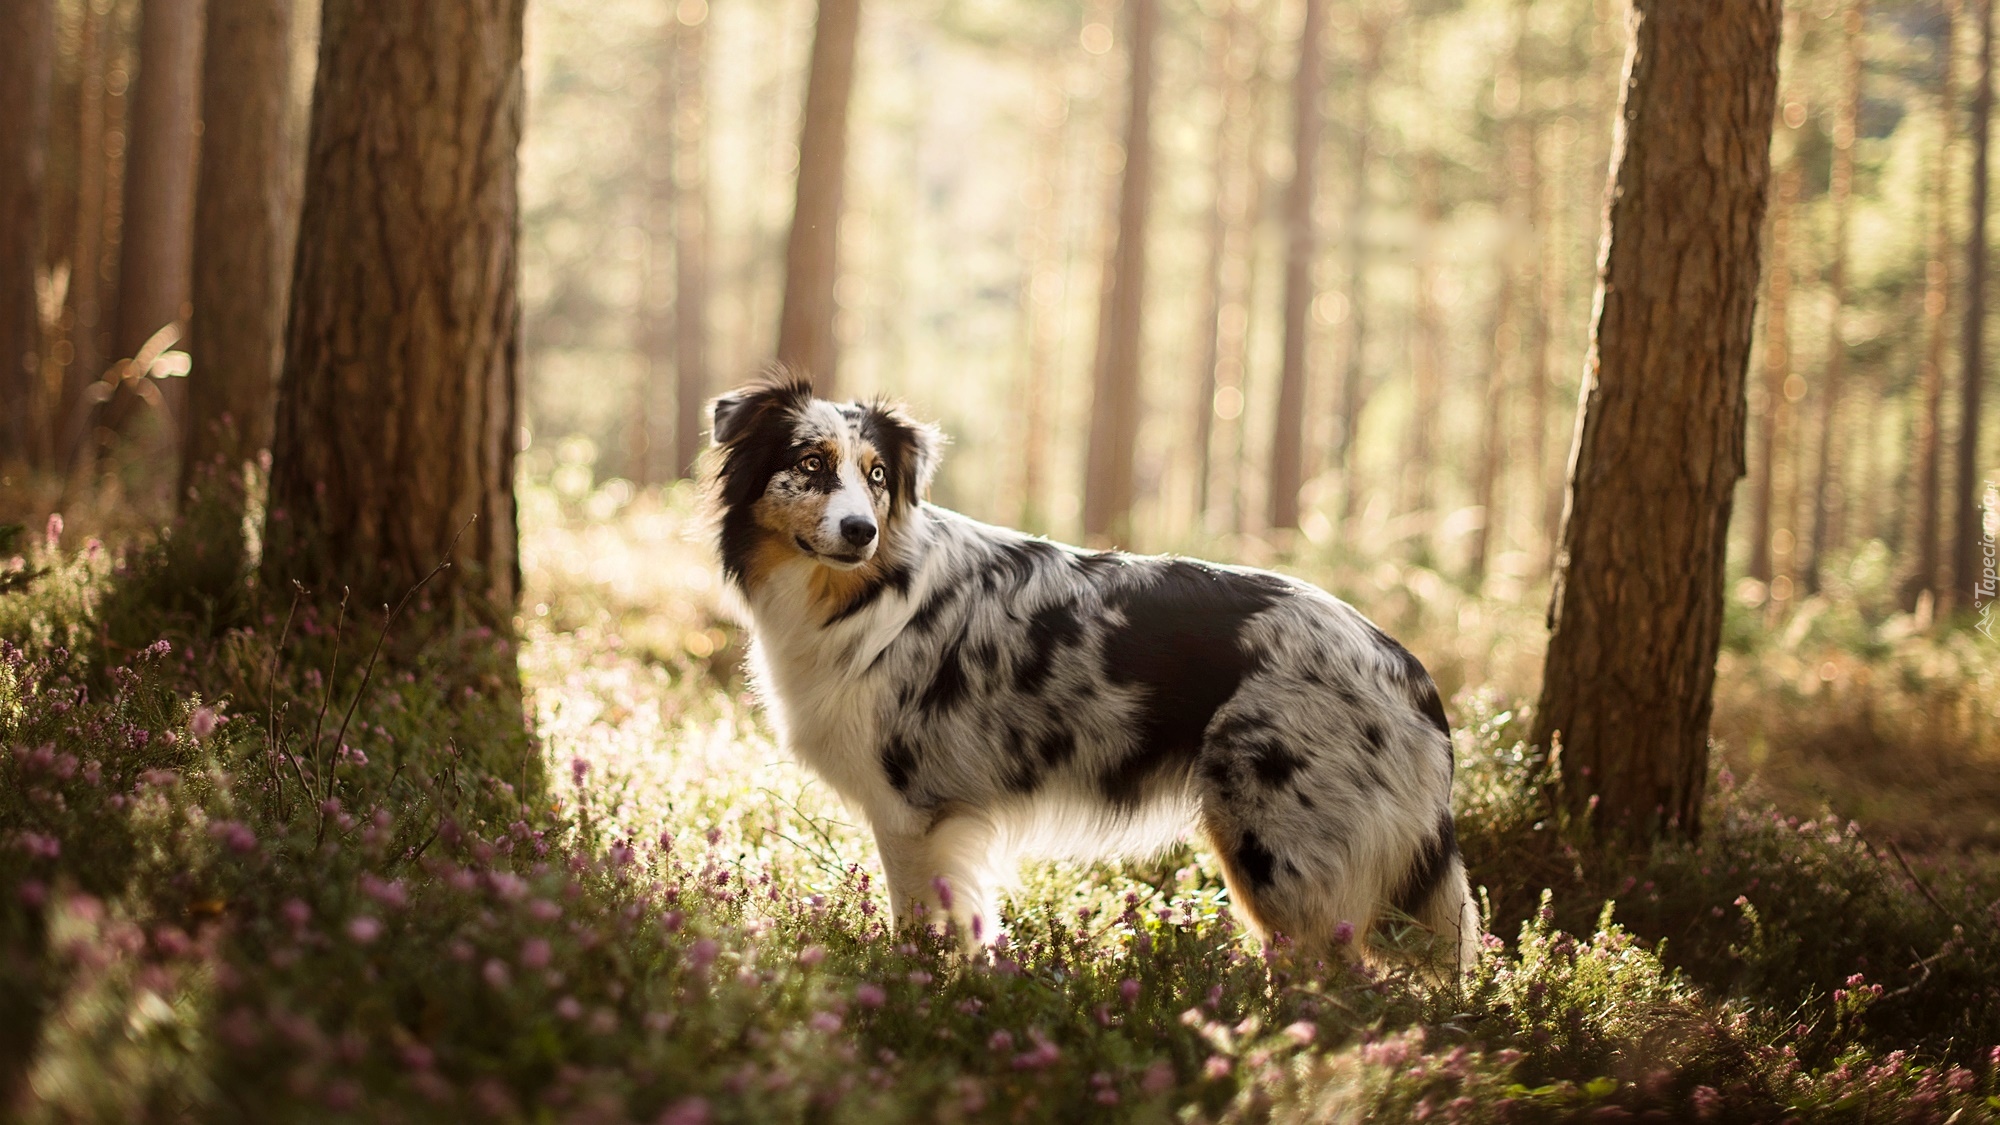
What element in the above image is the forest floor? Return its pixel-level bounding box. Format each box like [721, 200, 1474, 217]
[4, 470, 2000, 1123]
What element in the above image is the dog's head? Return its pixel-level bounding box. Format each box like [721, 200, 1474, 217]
[706, 373, 942, 590]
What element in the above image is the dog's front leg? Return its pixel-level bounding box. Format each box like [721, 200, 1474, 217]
[871, 818, 998, 953]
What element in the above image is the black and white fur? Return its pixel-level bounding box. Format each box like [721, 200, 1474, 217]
[706, 376, 1477, 970]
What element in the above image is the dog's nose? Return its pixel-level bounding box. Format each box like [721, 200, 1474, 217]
[839, 516, 878, 547]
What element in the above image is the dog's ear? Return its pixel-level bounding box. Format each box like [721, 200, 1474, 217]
[862, 399, 946, 508]
[710, 373, 812, 446]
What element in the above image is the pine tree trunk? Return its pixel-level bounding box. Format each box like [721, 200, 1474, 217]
[114, 0, 203, 364]
[1750, 18, 1803, 592]
[1403, 153, 1443, 527]
[775, 0, 860, 393]
[1266, 0, 1326, 532]
[264, 0, 525, 614]
[56, 0, 124, 477]
[1901, 0, 1959, 612]
[672, 6, 711, 479]
[1532, 0, 1780, 843]
[1082, 0, 1158, 545]
[1337, 21, 1382, 530]
[0, 0, 55, 467]
[1190, 9, 1237, 529]
[181, 0, 296, 508]
[1953, 0, 1993, 613]
[1803, 0, 1865, 596]
[1017, 52, 1071, 532]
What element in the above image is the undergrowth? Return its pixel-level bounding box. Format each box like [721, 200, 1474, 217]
[2, 480, 1998, 1123]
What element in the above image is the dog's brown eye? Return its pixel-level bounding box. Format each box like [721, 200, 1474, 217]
[799, 455, 823, 474]
[868, 465, 886, 486]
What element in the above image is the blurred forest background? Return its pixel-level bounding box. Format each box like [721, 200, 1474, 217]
[0, 0, 1992, 616]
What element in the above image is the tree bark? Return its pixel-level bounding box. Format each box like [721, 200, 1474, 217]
[115, 0, 204, 365]
[264, 0, 525, 614]
[775, 0, 860, 394]
[56, 0, 115, 475]
[1082, 0, 1158, 545]
[1748, 8, 1805, 590]
[1266, 0, 1327, 531]
[1531, 0, 1780, 843]
[1402, 153, 1443, 526]
[673, 4, 711, 479]
[0, 0, 56, 467]
[1900, 0, 1959, 612]
[1190, 10, 1237, 529]
[1803, 0, 1865, 596]
[1336, 21, 1383, 530]
[181, 0, 296, 508]
[1953, 0, 1993, 614]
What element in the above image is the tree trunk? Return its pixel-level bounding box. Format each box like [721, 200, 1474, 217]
[775, 0, 860, 394]
[56, 0, 125, 477]
[113, 0, 204, 379]
[1266, 0, 1327, 532]
[264, 0, 525, 614]
[1018, 52, 1072, 532]
[1190, 8, 1237, 529]
[1901, 0, 1959, 612]
[0, 0, 55, 467]
[181, 0, 295, 509]
[1803, 0, 1865, 596]
[1953, 0, 1993, 614]
[673, 4, 711, 479]
[1081, 0, 1158, 545]
[1402, 153, 1443, 528]
[1750, 13, 1804, 591]
[1532, 0, 1780, 843]
[1337, 21, 1383, 530]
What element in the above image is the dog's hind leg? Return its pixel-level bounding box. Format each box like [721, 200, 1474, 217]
[871, 813, 1002, 952]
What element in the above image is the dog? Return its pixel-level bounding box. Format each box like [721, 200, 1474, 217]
[705, 375, 1476, 971]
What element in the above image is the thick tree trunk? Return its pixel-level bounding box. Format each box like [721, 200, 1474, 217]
[673, 4, 711, 479]
[0, 0, 55, 467]
[115, 0, 204, 365]
[1266, 0, 1327, 532]
[1901, 0, 1958, 612]
[775, 0, 860, 393]
[1953, 0, 1993, 614]
[1532, 0, 1780, 843]
[1082, 0, 1158, 545]
[1803, 0, 1865, 596]
[181, 0, 296, 508]
[57, 0, 114, 475]
[264, 0, 525, 613]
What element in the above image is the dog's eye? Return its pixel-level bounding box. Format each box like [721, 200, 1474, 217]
[868, 464, 886, 486]
[798, 455, 824, 474]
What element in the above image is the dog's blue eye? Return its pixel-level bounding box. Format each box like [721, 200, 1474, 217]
[869, 465, 886, 486]
[799, 456, 823, 474]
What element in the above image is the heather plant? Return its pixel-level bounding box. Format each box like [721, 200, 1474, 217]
[3, 484, 1999, 1123]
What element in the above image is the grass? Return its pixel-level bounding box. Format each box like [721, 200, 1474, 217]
[3, 472, 2000, 1123]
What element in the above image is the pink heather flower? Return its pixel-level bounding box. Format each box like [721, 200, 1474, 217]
[401, 1043, 434, 1070]
[190, 707, 219, 740]
[686, 938, 719, 971]
[571, 757, 590, 787]
[45, 513, 62, 548]
[361, 875, 407, 909]
[987, 1030, 1014, 1053]
[1691, 1085, 1721, 1119]
[483, 958, 511, 989]
[346, 916, 383, 944]
[18, 880, 46, 907]
[1283, 1021, 1317, 1047]
[1141, 1060, 1175, 1096]
[1203, 1055, 1233, 1080]
[931, 876, 954, 911]
[1333, 921, 1355, 945]
[661, 911, 684, 933]
[281, 899, 311, 929]
[658, 1096, 711, 1125]
[1012, 1031, 1061, 1071]
[1119, 979, 1141, 1004]
[907, 970, 932, 986]
[808, 1011, 842, 1033]
[528, 899, 561, 922]
[797, 945, 826, 967]
[520, 938, 552, 970]
[555, 996, 583, 1021]
[19, 832, 60, 860]
[854, 983, 887, 1008]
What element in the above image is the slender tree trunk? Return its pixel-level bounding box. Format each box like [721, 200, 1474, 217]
[0, 0, 56, 467]
[1532, 0, 1780, 843]
[1336, 22, 1382, 530]
[630, 19, 677, 485]
[1751, 14, 1804, 590]
[1267, 0, 1327, 531]
[264, 0, 526, 613]
[1017, 55, 1071, 532]
[1191, 8, 1237, 528]
[775, 0, 860, 393]
[1902, 0, 1959, 611]
[1403, 153, 1444, 527]
[58, 0, 126, 478]
[1803, 0, 1865, 595]
[181, 0, 295, 509]
[109, 0, 204, 453]
[1082, 0, 1158, 545]
[673, 3, 711, 479]
[1953, 0, 1993, 613]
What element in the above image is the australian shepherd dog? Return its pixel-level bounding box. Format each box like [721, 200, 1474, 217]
[705, 375, 1477, 971]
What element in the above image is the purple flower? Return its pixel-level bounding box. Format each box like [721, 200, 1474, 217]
[281, 899, 311, 929]
[987, 1030, 1014, 1053]
[190, 707, 219, 740]
[347, 916, 383, 944]
[1333, 921, 1355, 946]
[797, 944, 826, 966]
[1140, 1060, 1175, 1096]
[809, 1011, 842, 1033]
[571, 757, 590, 787]
[1690, 1086, 1721, 1120]
[931, 876, 954, 911]
[555, 996, 583, 1021]
[529, 898, 562, 922]
[657, 1096, 710, 1125]
[520, 938, 552, 970]
[854, 983, 886, 1008]
[686, 938, 719, 972]
[1119, 979, 1141, 1004]
[483, 958, 511, 989]
[1012, 1030, 1061, 1070]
